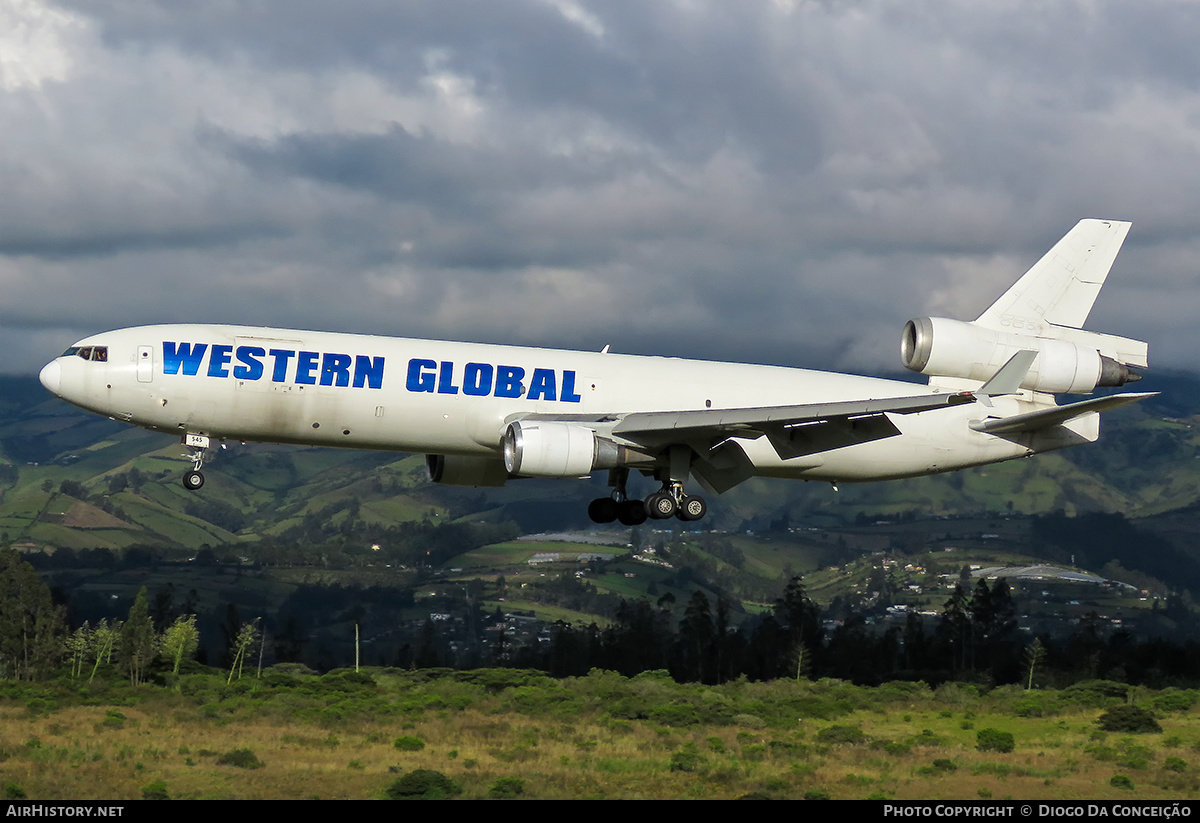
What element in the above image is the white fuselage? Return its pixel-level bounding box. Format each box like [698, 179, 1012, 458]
[38, 324, 1089, 485]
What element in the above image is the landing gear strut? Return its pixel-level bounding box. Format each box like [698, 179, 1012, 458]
[181, 433, 211, 492]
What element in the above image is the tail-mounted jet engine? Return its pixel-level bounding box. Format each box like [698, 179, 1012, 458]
[901, 316, 1142, 394]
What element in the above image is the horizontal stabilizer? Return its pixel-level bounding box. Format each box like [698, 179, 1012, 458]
[969, 392, 1157, 434]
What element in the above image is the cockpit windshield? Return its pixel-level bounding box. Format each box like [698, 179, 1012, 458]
[60, 346, 108, 362]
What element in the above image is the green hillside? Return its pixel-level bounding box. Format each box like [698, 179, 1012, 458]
[1, 373, 1197, 551]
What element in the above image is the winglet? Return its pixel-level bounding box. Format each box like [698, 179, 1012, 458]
[974, 350, 1038, 407]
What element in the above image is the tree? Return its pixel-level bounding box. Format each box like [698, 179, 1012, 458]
[0, 549, 65, 681]
[65, 622, 90, 679]
[775, 576, 822, 660]
[88, 619, 121, 682]
[161, 615, 199, 676]
[936, 584, 971, 673]
[1024, 638, 1046, 690]
[677, 590, 715, 683]
[227, 619, 260, 684]
[120, 587, 157, 686]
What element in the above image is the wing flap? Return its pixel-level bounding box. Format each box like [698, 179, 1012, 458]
[765, 413, 902, 460]
[611, 391, 974, 448]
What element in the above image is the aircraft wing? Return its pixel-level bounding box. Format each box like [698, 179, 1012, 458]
[519, 391, 975, 460]
[610, 392, 974, 455]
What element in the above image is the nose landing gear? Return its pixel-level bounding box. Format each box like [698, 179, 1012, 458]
[181, 433, 214, 492]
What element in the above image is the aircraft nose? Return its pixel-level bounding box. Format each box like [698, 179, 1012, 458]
[39, 360, 61, 395]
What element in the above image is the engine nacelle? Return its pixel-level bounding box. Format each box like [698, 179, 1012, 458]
[425, 454, 509, 487]
[902, 316, 1140, 394]
[503, 421, 635, 477]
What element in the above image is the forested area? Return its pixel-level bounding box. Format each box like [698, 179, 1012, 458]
[6, 544, 1200, 692]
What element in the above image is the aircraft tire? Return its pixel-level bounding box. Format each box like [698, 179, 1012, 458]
[645, 491, 677, 519]
[588, 497, 618, 524]
[677, 494, 707, 521]
[617, 499, 648, 526]
[182, 470, 205, 491]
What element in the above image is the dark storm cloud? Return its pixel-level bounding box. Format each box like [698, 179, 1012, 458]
[2, 0, 1197, 379]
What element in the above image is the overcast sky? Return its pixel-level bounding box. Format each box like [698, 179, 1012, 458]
[1, 0, 1197, 378]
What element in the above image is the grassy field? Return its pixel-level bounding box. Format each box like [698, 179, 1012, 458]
[2, 669, 1198, 800]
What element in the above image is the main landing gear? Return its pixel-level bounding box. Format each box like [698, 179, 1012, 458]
[587, 468, 708, 525]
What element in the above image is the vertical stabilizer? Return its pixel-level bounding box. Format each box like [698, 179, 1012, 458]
[976, 218, 1131, 331]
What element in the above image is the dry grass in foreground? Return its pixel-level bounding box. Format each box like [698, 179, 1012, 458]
[2, 669, 1199, 800]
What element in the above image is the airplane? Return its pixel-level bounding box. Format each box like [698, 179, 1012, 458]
[38, 218, 1153, 526]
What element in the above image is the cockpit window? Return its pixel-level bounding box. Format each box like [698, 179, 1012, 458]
[67, 346, 108, 362]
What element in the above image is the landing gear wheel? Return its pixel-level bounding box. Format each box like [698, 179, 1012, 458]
[617, 499, 648, 526]
[588, 497, 618, 524]
[645, 491, 677, 520]
[182, 470, 205, 491]
[677, 494, 707, 522]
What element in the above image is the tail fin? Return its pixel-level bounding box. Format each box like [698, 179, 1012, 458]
[975, 219, 1147, 368]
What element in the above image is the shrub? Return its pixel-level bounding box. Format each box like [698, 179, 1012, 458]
[393, 735, 426, 752]
[385, 770, 462, 800]
[1097, 705, 1162, 734]
[669, 743, 705, 773]
[25, 698, 57, 717]
[804, 789, 831, 800]
[817, 725, 868, 746]
[141, 780, 170, 800]
[488, 777, 526, 798]
[910, 729, 944, 748]
[4, 784, 27, 800]
[976, 729, 1015, 754]
[216, 748, 264, 769]
[648, 704, 701, 727]
[100, 710, 126, 729]
[1110, 774, 1135, 790]
[1152, 690, 1197, 714]
[1061, 680, 1130, 707]
[1164, 757, 1188, 773]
